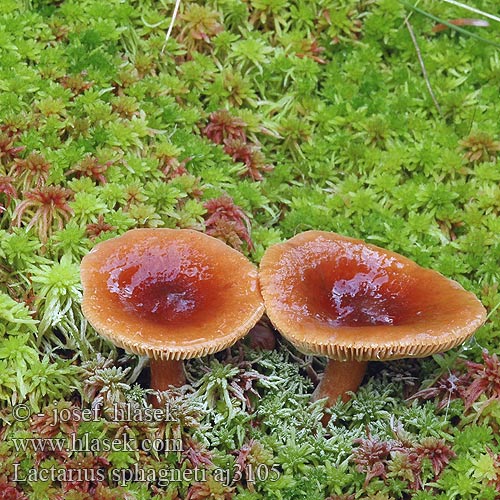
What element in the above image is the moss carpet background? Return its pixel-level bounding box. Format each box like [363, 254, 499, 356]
[0, 0, 499, 498]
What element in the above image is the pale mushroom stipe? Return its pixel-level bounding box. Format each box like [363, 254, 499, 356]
[259, 231, 487, 407]
[80, 228, 265, 404]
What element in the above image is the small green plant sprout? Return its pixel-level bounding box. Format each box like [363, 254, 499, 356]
[193, 359, 266, 421]
[186, 474, 235, 499]
[178, 4, 224, 52]
[28, 254, 81, 332]
[0, 291, 37, 337]
[153, 386, 204, 445]
[0, 292, 77, 412]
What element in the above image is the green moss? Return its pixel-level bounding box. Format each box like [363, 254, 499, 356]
[0, 0, 499, 497]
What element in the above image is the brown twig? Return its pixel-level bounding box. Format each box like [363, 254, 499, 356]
[404, 18, 443, 117]
[432, 18, 489, 33]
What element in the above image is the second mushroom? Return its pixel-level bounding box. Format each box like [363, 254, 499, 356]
[259, 231, 487, 407]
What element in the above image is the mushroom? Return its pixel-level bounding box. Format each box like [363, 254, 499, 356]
[247, 315, 277, 351]
[81, 228, 265, 399]
[259, 231, 487, 407]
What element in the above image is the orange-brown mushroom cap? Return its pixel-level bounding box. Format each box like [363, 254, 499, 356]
[81, 229, 265, 360]
[259, 231, 487, 362]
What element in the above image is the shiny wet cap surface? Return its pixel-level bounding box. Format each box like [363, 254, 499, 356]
[259, 231, 487, 361]
[81, 228, 265, 360]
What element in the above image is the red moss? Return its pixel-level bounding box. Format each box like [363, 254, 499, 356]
[201, 109, 272, 181]
[223, 138, 254, 165]
[0, 117, 27, 138]
[182, 437, 214, 468]
[12, 185, 74, 243]
[161, 157, 190, 180]
[411, 350, 500, 412]
[0, 134, 25, 165]
[0, 176, 18, 211]
[229, 364, 267, 410]
[409, 370, 469, 410]
[459, 132, 500, 163]
[232, 439, 272, 490]
[10, 152, 51, 190]
[66, 156, 111, 184]
[30, 401, 75, 467]
[415, 437, 455, 478]
[353, 432, 393, 486]
[202, 110, 247, 145]
[296, 37, 326, 64]
[86, 215, 116, 240]
[390, 449, 423, 490]
[354, 428, 455, 490]
[223, 138, 273, 181]
[203, 195, 253, 251]
[30, 401, 81, 438]
[59, 72, 93, 95]
[245, 151, 272, 182]
[204, 219, 247, 252]
[0, 481, 28, 500]
[464, 350, 500, 409]
[62, 455, 110, 494]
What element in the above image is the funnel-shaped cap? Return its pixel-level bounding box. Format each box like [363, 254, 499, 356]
[260, 231, 486, 361]
[81, 229, 265, 360]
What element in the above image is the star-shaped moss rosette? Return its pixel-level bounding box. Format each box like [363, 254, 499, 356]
[259, 231, 487, 407]
[81, 229, 265, 400]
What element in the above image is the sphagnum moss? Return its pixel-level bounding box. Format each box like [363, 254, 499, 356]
[0, 0, 498, 497]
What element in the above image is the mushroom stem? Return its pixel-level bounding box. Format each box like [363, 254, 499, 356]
[312, 359, 368, 406]
[150, 358, 186, 393]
